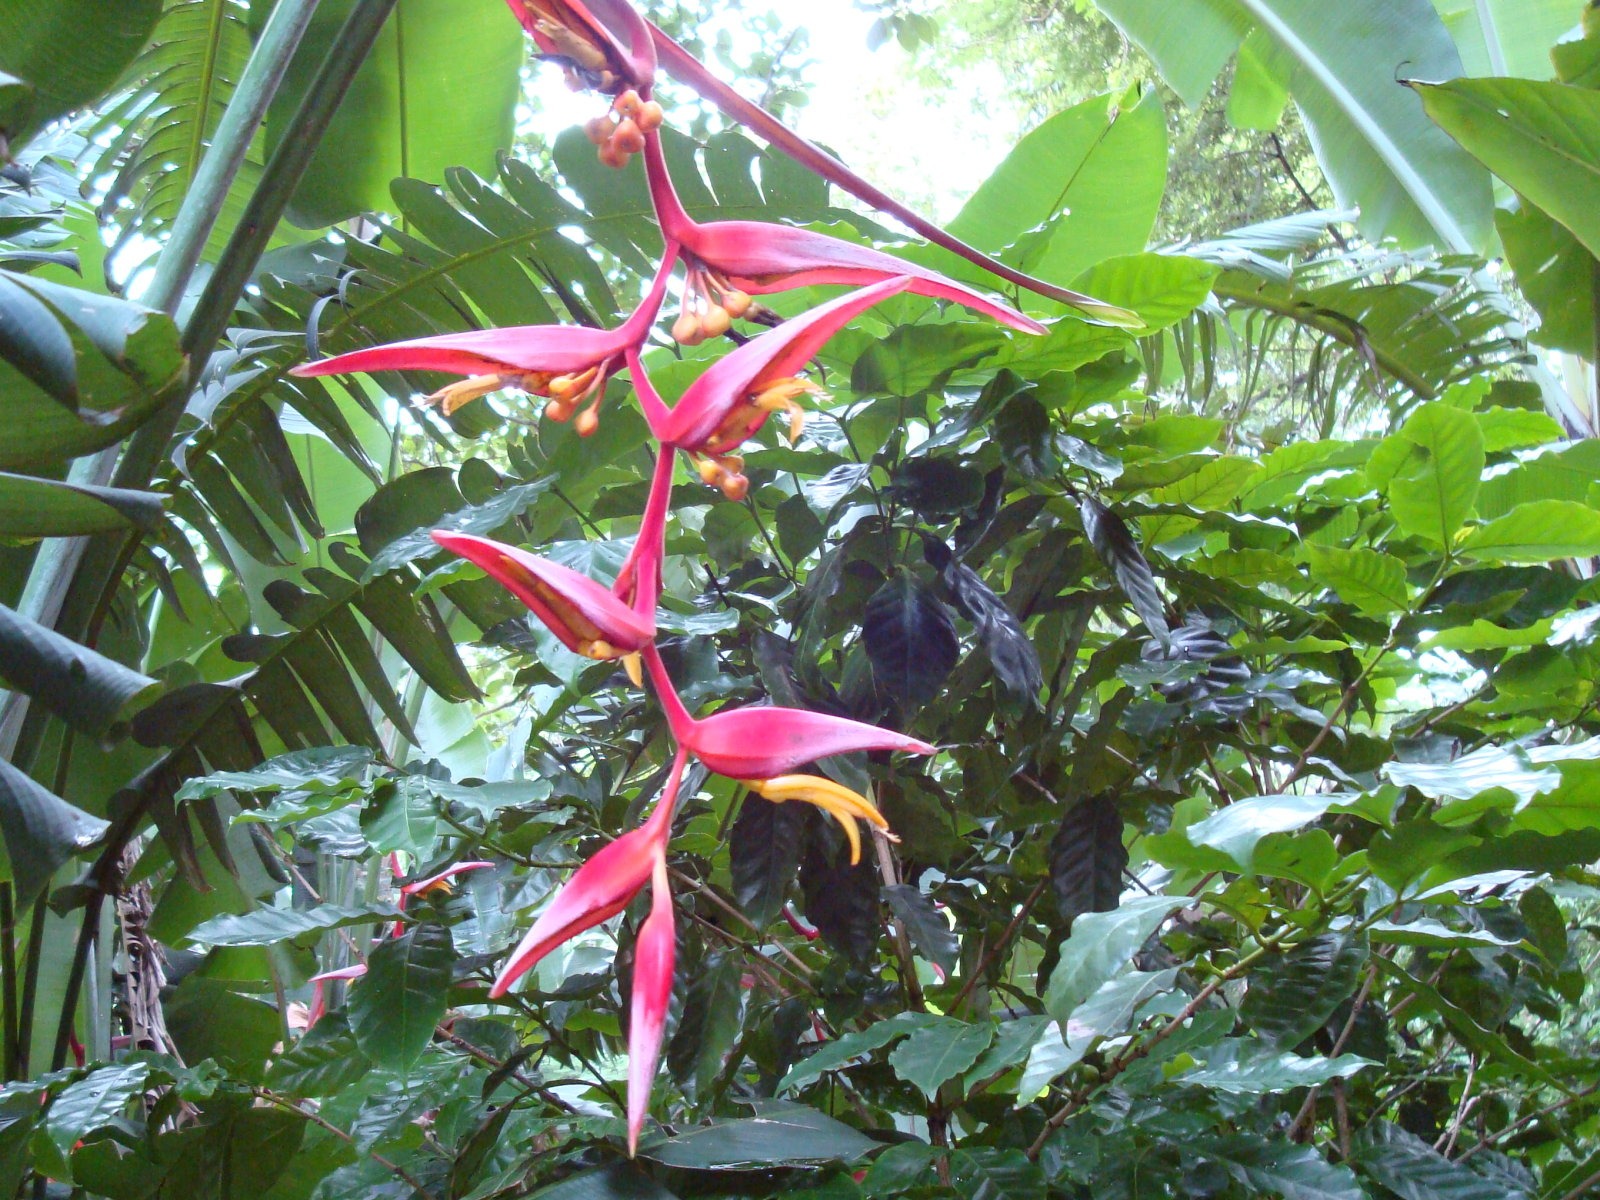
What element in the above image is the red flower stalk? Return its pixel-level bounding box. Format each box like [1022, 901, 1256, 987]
[290, 247, 679, 435]
[627, 853, 674, 1155]
[641, 131, 1047, 340]
[643, 26, 1139, 327]
[395, 859, 496, 934]
[630, 277, 913, 499]
[428, 445, 675, 672]
[488, 748, 686, 998]
[641, 643, 932, 862]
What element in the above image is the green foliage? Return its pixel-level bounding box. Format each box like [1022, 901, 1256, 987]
[2, 2, 1599, 1199]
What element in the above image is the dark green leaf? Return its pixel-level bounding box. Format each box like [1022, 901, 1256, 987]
[862, 572, 959, 709]
[187, 903, 400, 948]
[266, 1012, 373, 1097]
[0, 757, 109, 907]
[348, 923, 456, 1071]
[668, 952, 744, 1104]
[0, 601, 162, 739]
[642, 1103, 877, 1170]
[1050, 797, 1128, 925]
[1353, 1122, 1507, 1200]
[1242, 933, 1367, 1048]
[729, 794, 805, 929]
[883, 883, 959, 974]
[1080, 497, 1168, 640]
[887, 1018, 993, 1097]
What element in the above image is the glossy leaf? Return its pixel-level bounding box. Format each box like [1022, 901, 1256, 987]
[348, 923, 456, 1071]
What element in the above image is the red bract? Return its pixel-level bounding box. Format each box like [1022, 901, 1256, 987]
[503, 0, 656, 93]
[429, 446, 675, 665]
[488, 749, 684, 998]
[627, 855, 675, 1155]
[395, 860, 496, 934]
[290, 248, 678, 435]
[642, 644, 933, 779]
[631, 277, 913, 499]
[643, 27, 1139, 328]
[641, 132, 1046, 339]
[431, 531, 656, 662]
[306, 965, 368, 1029]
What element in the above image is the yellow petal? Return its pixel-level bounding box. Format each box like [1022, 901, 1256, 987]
[751, 775, 891, 866]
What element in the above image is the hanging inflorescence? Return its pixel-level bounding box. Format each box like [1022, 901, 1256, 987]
[292, 0, 1124, 1155]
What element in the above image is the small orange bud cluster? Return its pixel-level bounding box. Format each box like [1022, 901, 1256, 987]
[542, 365, 606, 435]
[690, 451, 749, 501]
[672, 265, 755, 346]
[585, 89, 664, 169]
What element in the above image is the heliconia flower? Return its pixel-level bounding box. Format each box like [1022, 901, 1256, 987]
[503, 0, 656, 95]
[306, 964, 368, 1029]
[290, 247, 679, 435]
[630, 277, 913, 499]
[642, 26, 1140, 328]
[429, 448, 674, 675]
[627, 853, 675, 1155]
[640, 131, 1047, 340]
[488, 749, 685, 998]
[642, 643, 931, 859]
[433, 528, 656, 668]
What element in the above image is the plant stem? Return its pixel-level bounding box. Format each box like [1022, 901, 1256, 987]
[0, 883, 15, 1080]
[143, 0, 323, 316]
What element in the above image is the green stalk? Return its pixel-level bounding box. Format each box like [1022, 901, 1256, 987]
[1, 883, 16, 1080]
[142, 0, 322, 317]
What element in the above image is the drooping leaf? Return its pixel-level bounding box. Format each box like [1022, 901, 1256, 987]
[729, 795, 806, 930]
[0, 757, 110, 907]
[1049, 797, 1128, 925]
[779, 1012, 942, 1094]
[862, 572, 960, 710]
[1079, 497, 1169, 640]
[0, 472, 167, 537]
[667, 953, 744, 1104]
[924, 535, 1043, 700]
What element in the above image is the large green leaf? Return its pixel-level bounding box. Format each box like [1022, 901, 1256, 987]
[0, 0, 160, 143]
[1043, 894, 1189, 1019]
[887, 1018, 994, 1098]
[1305, 546, 1411, 615]
[946, 87, 1168, 286]
[347, 922, 455, 1071]
[1354, 1122, 1506, 1200]
[1460, 501, 1600, 563]
[1095, 0, 1495, 252]
[187, 902, 401, 948]
[1431, 0, 1583, 79]
[1181, 793, 1347, 874]
[1365, 402, 1483, 545]
[267, 0, 522, 227]
[1198, 1135, 1365, 1200]
[1415, 78, 1600, 259]
[1242, 933, 1366, 1048]
[641, 1103, 878, 1170]
[1498, 199, 1596, 357]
